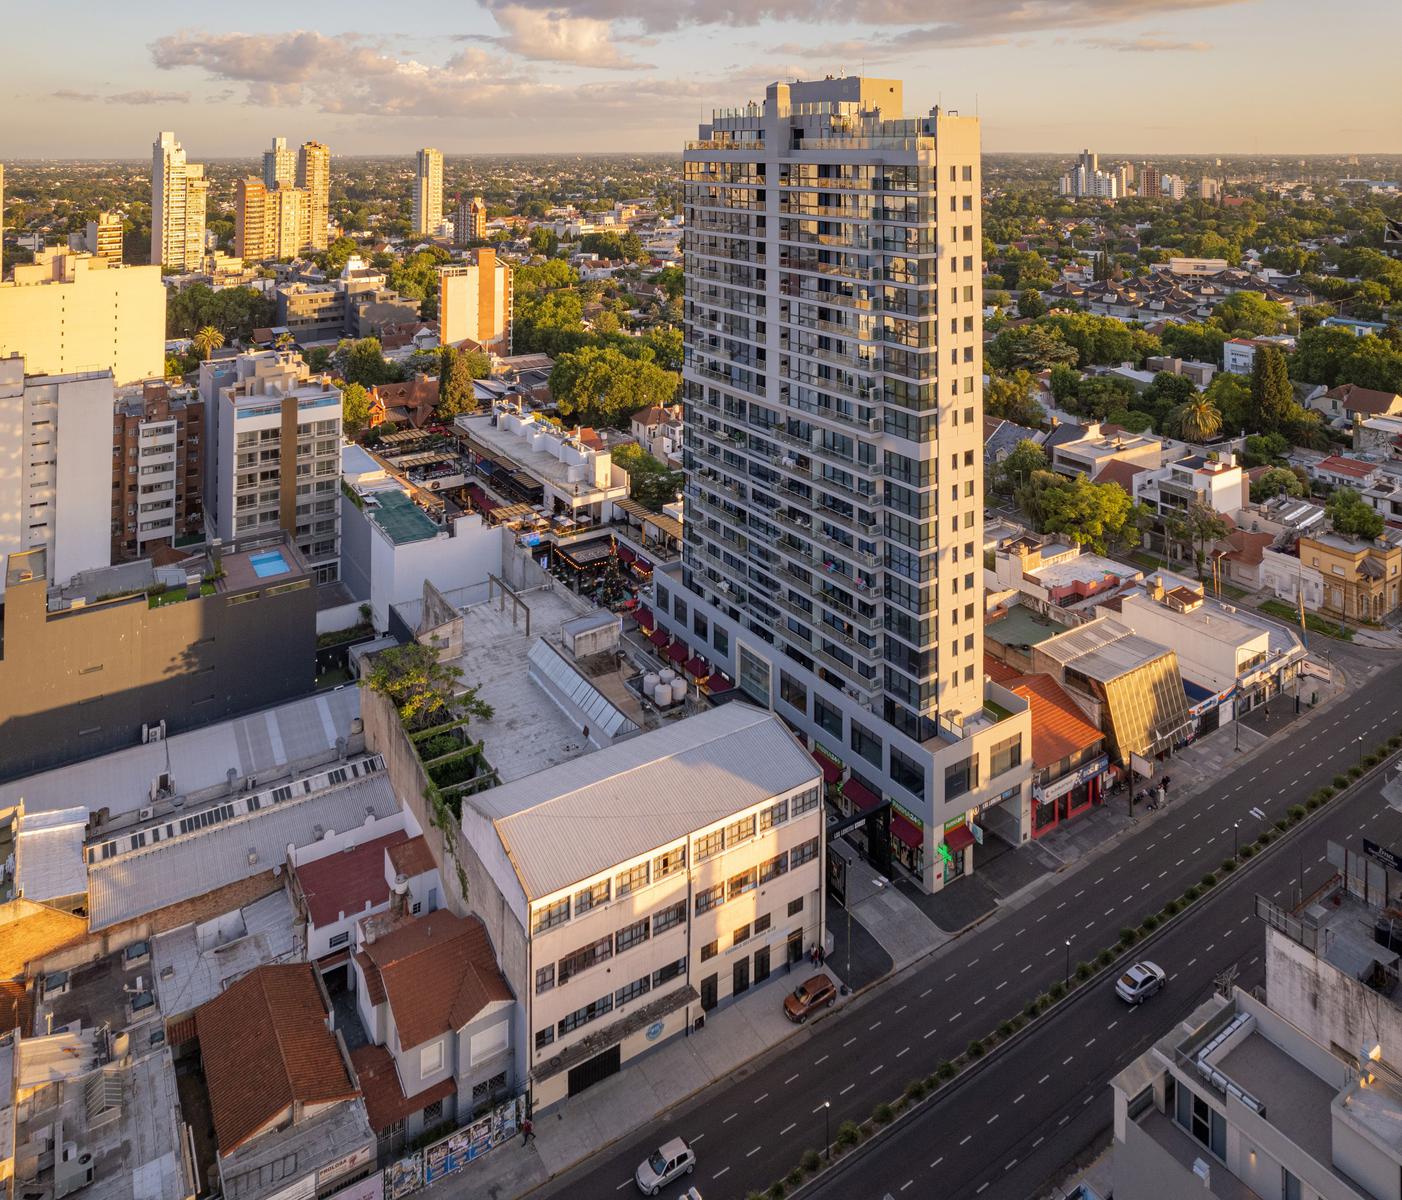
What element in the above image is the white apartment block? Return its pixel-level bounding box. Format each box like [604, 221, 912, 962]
[413, 148, 444, 237]
[0, 249, 164, 384]
[657, 76, 1029, 892]
[203, 350, 343, 583]
[1112, 987, 1402, 1200]
[151, 131, 208, 273]
[262, 135, 296, 188]
[457, 704, 826, 1110]
[0, 356, 113, 592]
[1134, 452, 1248, 518]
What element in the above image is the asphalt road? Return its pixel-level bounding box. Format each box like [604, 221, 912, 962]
[537, 662, 1402, 1200]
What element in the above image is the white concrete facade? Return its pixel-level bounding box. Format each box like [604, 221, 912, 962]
[0, 358, 114, 592]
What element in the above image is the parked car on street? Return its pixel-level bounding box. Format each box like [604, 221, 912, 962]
[635, 1137, 695, 1195]
[1115, 961, 1167, 1005]
[783, 973, 837, 1023]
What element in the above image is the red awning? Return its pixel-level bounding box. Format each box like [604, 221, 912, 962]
[843, 776, 881, 813]
[666, 640, 689, 663]
[944, 824, 976, 853]
[634, 605, 654, 629]
[704, 672, 733, 693]
[892, 812, 924, 850]
[616, 543, 636, 564]
[685, 655, 710, 678]
[812, 751, 842, 786]
[648, 627, 669, 647]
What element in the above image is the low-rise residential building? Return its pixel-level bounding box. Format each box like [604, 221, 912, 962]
[1309, 384, 1402, 425]
[1298, 531, 1402, 621]
[350, 909, 514, 1153]
[1355, 415, 1402, 458]
[992, 535, 1141, 613]
[1221, 335, 1295, 375]
[194, 963, 375, 1200]
[1312, 454, 1382, 491]
[1111, 985, 1398, 1200]
[630, 404, 684, 465]
[1144, 355, 1216, 388]
[111, 381, 205, 563]
[453, 704, 827, 1110]
[1051, 422, 1165, 480]
[1134, 453, 1248, 518]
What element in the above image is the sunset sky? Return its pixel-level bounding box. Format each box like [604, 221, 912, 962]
[5, 0, 1400, 159]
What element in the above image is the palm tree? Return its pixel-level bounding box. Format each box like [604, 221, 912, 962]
[274, 331, 295, 351]
[1178, 396, 1222, 443]
[192, 325, 225, 361]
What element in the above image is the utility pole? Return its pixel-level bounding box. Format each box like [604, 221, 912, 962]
[1064, 938, 1072, 987]
[822, 1100, 831, 1161]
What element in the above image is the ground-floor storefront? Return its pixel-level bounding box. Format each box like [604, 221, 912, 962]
[1030, 759, 1109, 839]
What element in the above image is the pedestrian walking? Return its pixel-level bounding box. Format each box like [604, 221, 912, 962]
[521, 1118, 535, 1147]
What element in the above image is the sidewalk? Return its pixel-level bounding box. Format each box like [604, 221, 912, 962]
[451, 964, 853, 1200]
[827, 837, 948, 971]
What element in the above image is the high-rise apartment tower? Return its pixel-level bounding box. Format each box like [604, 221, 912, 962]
[296, 141, 331, 251]
[655, 76, 1031, 893]
[263, 136, 296, 189]
[151, 131, 208, 272]
[413, 148, 443, 237]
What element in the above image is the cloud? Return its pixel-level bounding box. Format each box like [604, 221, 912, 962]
[482, 5, 644, 68]
[51, 87, 189, 104]
[106, 89, 191, 104]
[482, 0, 1248, 39]
[1083, 33, 1211, 51]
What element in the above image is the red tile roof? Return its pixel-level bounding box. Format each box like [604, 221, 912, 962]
[195, 964, 360, 1154]
[983, 655, 1022, 684]
[1006, 673, 1103, 770]
[1225, 530, 1274, 567]
[1323, 384, 1402, 416]
[387, 836, 437, 880]
[357, 912, 511, 1050]
[1093, 460, 1148, 492]
[1317, 455, 1375, 479]
[295, 832, 409, 929]
[350, 1043, 458, 1134]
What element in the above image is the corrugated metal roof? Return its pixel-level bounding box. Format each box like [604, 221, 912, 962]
[1035, 617, 1133, 665]
[470, 704, 820, 901]
[87, 774, 400, 930]
[15, 806, 89, 902]
[526, 638, 639, 739]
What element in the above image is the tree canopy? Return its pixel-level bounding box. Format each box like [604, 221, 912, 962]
[985, 370, 1045, 428]
[549, 344, 678, 426]
[611, 442, 682, 512]
[1017, 470, 1135, 554]
[1326, 487, 1385, 541]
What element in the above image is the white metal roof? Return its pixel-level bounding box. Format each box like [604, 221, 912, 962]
[86, 773, 399, 930]
[0, 688, 362, 820]
[469, 704, 821, 901]
[15, 806, 89, 902]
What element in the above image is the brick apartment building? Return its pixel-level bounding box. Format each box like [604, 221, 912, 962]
[112, 381, 205, 562]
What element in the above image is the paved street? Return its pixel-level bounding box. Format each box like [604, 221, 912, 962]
[527, 658, 1402, 1200]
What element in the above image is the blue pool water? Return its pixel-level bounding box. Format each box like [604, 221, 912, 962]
[249, 550, 291, 578]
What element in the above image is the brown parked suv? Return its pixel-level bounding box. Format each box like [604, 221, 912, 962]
[783, 973, 837, 1023]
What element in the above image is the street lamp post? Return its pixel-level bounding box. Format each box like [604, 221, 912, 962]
[822, 1100, 831, 1162]
[1233, 820, 1240, 860]
[1064, 938, 1072, 987]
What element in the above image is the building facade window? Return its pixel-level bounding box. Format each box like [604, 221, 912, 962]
[814, 696, 843, 738]
[616, 917, 651, 954]
[615, 976, 651, 1007]
[759, 799, 789, 832]
[652, 957, 687, 987]
[558, 936, 613, 984]
[701, 940, 718, 961]
[574, 880, 610, 916]
[792, 786, 821, 816]
[615, 862, 649, 899]
[695, 829, 725, 861]
[788, 897, 804, 917]
[532, 897, 570, 935]
[727, 868, 757, 900]
[791, 837, 819, 867]
[726, 814, 756, 846]
[534, 1027, 554, 1052]
[779, 672, 808, 713]
[851, 721, 883, 767]
[989, 735, 1022, 778]
[654, 900, 687, 932]
[945, 754, 978, 800]
[759, 852, 789, 883]
[695, 884, 725, 915]
[654, 845, 687, 879]
[732, 923, 751, 946]
[754, 913, 772, 934]
[534, 964, 555, 994]
[558, 993, 614, 1036]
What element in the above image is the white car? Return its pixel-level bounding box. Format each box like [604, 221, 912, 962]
[1115, 960, 1167, 1005]
[635, 1137, 696, 1195]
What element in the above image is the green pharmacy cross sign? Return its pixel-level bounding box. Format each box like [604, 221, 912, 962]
[937, 842, 954, 866]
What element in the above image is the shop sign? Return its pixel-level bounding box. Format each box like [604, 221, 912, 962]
[1034, 755, 1110, 804]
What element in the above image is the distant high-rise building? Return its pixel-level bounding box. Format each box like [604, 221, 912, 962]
[454, 194, 487, 245]
[1077, 148, 1098, 177]
[236, 177, 312, 262]
[1138, 164, 1160, 199]
[83, 211, 124, 264]
[1160, 173, 1187, 201]
[1198, 177, 1222, 202]
[263, 136, 296, 189]
[296, 141, 331, 251]
[152, 131, 208, 272]
[438, 247, 511, 353]
[413, 148, 443, 237]
[0, 356, 114, 592]
[0, 249, 164, 383]
[661, 76, 1033, 894]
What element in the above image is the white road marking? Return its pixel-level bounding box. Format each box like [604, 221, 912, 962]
[1038, 1073, 1051, 1085]
[869, 1021, 882, 1031]
[1063, 1055, 1075, 1065]
[746, 1146, 761, 1158]
[754, 1093, 769, 1104]
[780, 1122, 796, 1136]
[844, 1038, 857, 1048]
[814, 1055, 829, 1066]
[870, 1064, 884, 1076]
[987, 1113, 999, 1125]
[723, 1113, 737, 1124]
[960, 1134, 973, 1146]
[1014, 1093, 1025, 1104]
[897, 1047, 910, 1059]
[712, 1168, 729, 1181]
[920, 988, 933, 998]
[840, 1083, 855, 1096]
[784, 1074, 800, 1085]
[895, 1005, 908, 1014]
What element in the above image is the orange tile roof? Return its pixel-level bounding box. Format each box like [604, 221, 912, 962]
[1007, 673, 1104, 769]
[350, 1043, 457, 1134]
[984, 655, 1022, 684]
[387, 836, 437, 879]
[357, 911, 511, 1050]
[195, 963, 360, 1154]
[294, 831, 409, 928]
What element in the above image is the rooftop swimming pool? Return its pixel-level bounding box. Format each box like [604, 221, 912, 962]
[249, 550, 292, 579]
